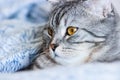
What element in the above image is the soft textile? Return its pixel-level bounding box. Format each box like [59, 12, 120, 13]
[0, 0, 51, 72]
[1, 63, 120, 80]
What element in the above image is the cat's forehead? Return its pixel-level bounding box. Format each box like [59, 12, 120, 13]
[61, 12, 94, 27]
[53, 10, 99, 31]
[50, 10, 113, 37]
[49, 2, 91, 28]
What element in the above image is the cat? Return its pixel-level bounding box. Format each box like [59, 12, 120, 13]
[30, 0, 120, 69]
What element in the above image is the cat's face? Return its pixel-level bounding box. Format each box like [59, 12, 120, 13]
[44, 0, 114, 65]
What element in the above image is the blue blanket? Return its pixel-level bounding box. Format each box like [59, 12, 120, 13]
[0, 0, 51, 72]
[1, 63, 120, 80]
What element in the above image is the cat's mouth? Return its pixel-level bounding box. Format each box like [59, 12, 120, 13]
[48, 45, 95, 65]
[49, 47, 78, 59]
[50, 51, 87, 65]
[49, 48, 62, 58]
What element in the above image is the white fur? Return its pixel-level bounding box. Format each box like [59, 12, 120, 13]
[49, 42, 95, 65]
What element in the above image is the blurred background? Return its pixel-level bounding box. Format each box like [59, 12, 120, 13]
[0, 0, 52, 23]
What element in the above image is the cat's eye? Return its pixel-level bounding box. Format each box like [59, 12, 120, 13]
[48, 27, 53, 36]
[67, 26, 78, 36]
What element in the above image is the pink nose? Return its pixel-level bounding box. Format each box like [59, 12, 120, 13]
[50, 44, 59, 51]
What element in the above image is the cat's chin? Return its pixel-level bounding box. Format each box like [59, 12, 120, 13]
[53, 56, 86, 66]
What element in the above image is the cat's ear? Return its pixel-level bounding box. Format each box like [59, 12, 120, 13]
[82, 0, 113, 18]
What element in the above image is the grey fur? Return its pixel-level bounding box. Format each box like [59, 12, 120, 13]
[31, 0, 120, 69]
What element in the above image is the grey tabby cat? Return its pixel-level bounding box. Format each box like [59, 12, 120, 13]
[31, 0, 120, 69]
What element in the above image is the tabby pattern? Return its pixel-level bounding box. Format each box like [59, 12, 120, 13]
[31, 0, 120, 69]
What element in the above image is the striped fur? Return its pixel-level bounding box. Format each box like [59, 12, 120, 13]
[31, 0, 120, 69]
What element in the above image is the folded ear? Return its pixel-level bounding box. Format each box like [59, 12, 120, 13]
[82, 0, 113, 18]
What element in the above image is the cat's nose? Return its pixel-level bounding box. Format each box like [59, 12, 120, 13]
[50, 44, 59, 51]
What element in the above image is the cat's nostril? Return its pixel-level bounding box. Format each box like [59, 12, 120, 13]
[50, 44, 59, 51]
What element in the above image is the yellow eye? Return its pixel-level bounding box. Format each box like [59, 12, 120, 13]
[67, 26, 78, 36]
[48, 27, 53, 36]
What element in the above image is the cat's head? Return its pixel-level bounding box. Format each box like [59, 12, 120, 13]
[44, 0, 115, 66]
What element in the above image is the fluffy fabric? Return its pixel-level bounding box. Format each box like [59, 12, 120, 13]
[0, 0, 51, 72]
[1, 62, 120, 80]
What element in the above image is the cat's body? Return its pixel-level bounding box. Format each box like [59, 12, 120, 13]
[30, 0, 120, 69]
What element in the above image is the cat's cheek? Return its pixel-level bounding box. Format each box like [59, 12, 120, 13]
[49, 44, 94, 65]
